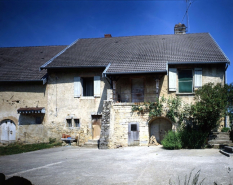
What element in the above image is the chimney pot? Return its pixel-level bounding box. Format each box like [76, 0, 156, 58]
[104, 34, 112, 38]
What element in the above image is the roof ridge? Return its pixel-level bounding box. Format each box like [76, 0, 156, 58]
[79, 32, 210, 40]
[0, 45, 67, 49]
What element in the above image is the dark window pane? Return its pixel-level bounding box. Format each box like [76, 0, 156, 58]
[178, 70, 192, 81]
[35, 117, 42, 124]
[67, 119, 72, 127]
[178, 70, 193, 93]
[83, 77, 94, 96]
[74, 119, 79, 127]
[131, 124, 137, 131]
[179, 81, 192, 92]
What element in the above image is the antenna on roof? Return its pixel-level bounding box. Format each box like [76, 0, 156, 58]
[181, 0, 193, 33]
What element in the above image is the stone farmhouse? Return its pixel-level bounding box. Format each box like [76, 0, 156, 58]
[0, 25, 230, 148]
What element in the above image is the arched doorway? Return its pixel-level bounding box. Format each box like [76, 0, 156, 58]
[149, 118, 172, 143]
[0, 119, 16, 143]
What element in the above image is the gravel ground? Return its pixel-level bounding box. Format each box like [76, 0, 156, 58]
[0, 146, 232, 185]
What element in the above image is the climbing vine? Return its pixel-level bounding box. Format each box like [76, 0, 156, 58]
[132, 96, 191, 124]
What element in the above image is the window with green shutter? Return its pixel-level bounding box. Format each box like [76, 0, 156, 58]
[178, 70, 193, 93]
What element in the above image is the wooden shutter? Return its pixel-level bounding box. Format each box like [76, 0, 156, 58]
[74, 77, 82, 97]
[94, 76, 101, 97]
[169, 68, 177, 91]
[194, 68, 202, 88]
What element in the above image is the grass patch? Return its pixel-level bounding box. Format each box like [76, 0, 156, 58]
[0, 141, 62, 156]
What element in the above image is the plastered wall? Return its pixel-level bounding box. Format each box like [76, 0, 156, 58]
[45, 68, 110, 145]
[0, 82, 47, 143]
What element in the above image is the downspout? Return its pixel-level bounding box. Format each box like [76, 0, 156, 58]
[225, 63, 229, 127]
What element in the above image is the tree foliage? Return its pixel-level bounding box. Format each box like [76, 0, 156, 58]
[191, 83, 233, 133]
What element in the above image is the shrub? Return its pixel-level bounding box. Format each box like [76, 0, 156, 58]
[221, 127, 230, 132]
[179, 125, 208, 149]
[161, 130, 182, 150]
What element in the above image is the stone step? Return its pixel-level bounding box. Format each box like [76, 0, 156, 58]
[212, 132, 230, 135]
[210, 144, 228, 149]
[83, 140, 99, 148]
[209, 135, 230, 140]
[208, 140, 232, 145]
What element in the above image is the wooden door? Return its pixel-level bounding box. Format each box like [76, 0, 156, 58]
[132, 78, 144, 102]
[150, 118, 172, 143]
[128, 122, 139, 146]
[92, 115, 102, 140]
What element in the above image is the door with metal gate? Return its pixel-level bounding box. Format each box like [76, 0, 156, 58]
[128, 122, 139, 146]
[0, 119, 16, 143]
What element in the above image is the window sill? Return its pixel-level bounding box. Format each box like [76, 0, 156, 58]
[176, 93, 195, 95]
[80, 97, 95, 99]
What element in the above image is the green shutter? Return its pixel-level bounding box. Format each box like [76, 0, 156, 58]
[178, 70, 193, 93]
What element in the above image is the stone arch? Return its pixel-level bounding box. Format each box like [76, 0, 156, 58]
[148, 117, 172, 144]
[0, 119, 16, 143]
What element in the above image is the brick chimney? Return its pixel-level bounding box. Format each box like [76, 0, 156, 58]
[104, 34, 112, 38]
[174, 23, 186, 34]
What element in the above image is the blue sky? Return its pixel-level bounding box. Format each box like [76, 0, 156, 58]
[0, 0, 232, 83]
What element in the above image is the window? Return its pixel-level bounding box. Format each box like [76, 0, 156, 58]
[131, 124, 137, 131]
[66, 119, 72, 127]
[178, 70, 193, 93]
[169, 68, 202, 93]
[83, 77, 94, 96]
[74, 119, 80, 127]
[74, 76, 100, 98]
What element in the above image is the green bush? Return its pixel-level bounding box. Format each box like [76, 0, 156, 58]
[179, 126, 208, 149]
[0, 142, 62, 156]
[221, 127, 230, 132]
[161, 130, 182, 150]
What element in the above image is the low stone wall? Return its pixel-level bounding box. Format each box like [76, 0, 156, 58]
[100, 101, 177, 149]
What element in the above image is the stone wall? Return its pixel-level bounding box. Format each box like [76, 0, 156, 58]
[99, 100, 112, 149]
[0, 82, 47, 143]
[101, 102, 177, 149]
[45, 68, 111, 145]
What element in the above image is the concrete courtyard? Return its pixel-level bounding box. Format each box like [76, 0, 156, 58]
[0, 146, 232, 185]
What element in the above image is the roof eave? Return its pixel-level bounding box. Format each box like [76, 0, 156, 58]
[168, 61, 230, 65]
[42, 65, 107, 69]
[105, 70, 167, 75]
[0, 79, 43, 82]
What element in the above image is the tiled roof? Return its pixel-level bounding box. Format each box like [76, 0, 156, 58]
[42, 33, 230, 74]
[0, 45, 66, 81]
